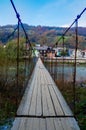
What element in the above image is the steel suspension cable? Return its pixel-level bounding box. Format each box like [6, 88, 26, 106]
[10, 0, 35, 55]
[73, 19, 78, 115]
[54, 7, 86, 115]
[54, 8, 86, 47]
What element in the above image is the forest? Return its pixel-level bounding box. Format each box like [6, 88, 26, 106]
[0, 24, 86, 49]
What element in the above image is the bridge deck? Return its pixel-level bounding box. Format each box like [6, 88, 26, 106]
[11, 58, 80, 130]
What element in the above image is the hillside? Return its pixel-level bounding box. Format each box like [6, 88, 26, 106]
[0, 24, 86, 49]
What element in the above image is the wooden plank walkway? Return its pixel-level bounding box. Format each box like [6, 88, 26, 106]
[11, 58, 80, 130]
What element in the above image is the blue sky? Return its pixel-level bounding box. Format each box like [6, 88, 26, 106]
[0, 0, 86, 27]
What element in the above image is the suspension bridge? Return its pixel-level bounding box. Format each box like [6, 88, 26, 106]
[1, 0, 86, 129]
[11, 58, 80, 130]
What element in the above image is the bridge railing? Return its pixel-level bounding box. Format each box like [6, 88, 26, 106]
[0, 0, 37, 126]
[43, 8, 86, 128]
[10, 0, 37, 101]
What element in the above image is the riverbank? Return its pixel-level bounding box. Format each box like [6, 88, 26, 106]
[43, 57, 86, 64]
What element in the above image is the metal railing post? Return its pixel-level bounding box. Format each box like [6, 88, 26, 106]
[62, 36, 65, 90]
[73, 17, 78, 115]
[16, 20, 20, 104]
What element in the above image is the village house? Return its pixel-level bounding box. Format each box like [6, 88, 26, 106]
[35, 45, 48, 57]
[35, 45, 85, 58]
[70, 49, 82, 58]
[54, 47, 83, 58]
[46, 47, 55, 58]
[68, 49, 74, 57]
[54, 47, 67, 57]
[35, 45, 56, 58]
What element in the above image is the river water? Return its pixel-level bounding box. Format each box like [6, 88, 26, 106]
[45, 63, 86, 82]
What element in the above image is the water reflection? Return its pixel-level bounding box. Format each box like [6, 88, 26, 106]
[45, 63, 86, 82]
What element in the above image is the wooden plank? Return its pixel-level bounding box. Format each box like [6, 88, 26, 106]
[45, 69, 73, 116]
[48, 84, 64, 115]
[68, 118, 80, 130]
[11, 118, 20, 130]
[40, 70, 49, 116]
[38, 58, 72, 116]
[18, 60, 39, 116]
[11, 117, 80, 130]
[42, 71, 55, 116]
[46, 118, 55, 130]
[42, 70, 55, 116]
[52, 85, 73, 116]
[29, 71, 38, 115]
[54, 118, 64, 130]
[40, 118, 46, 130]
[32, 118, 40, 130]
[43, 69, 64, 116]
[25, 118, 33, 130]
[21, 76, 36, 115]
[36, 68, 42, 116]
[17, 69, 36, 115]
[44, 84, 55, 116]
[17, 65, 37, 115]
[60, 118, 75, 130]
[41, 83, 49, 116]
[66, 118, 78, 130]
[61, 118, 69, 130]
[18, 118, 27, 130]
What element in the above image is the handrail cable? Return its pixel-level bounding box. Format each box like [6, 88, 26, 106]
[55, 8, 86, 46]
[53, 7, 86, 115]
[10, 0, 35, 54]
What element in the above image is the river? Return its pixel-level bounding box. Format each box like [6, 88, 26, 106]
[44, 63, 86, 82]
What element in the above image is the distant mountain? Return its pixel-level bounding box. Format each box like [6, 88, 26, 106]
[0, 24, 86, 49]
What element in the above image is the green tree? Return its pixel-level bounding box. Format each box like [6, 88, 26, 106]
[39, 36, 47, 46]
[0, 45, 7, 65]
[6, 38, 26, 59]
[60, 49, 68, 56]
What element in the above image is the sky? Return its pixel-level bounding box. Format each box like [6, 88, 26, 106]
[0, 0, 86, 27]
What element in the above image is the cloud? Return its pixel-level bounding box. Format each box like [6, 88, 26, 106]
[61, 24, 70, 27]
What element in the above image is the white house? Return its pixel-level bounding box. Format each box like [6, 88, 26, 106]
[68, 49, 74, 57]
[70, 49, 82, 58]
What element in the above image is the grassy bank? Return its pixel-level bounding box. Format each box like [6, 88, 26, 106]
[0, 62, 24, 126]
